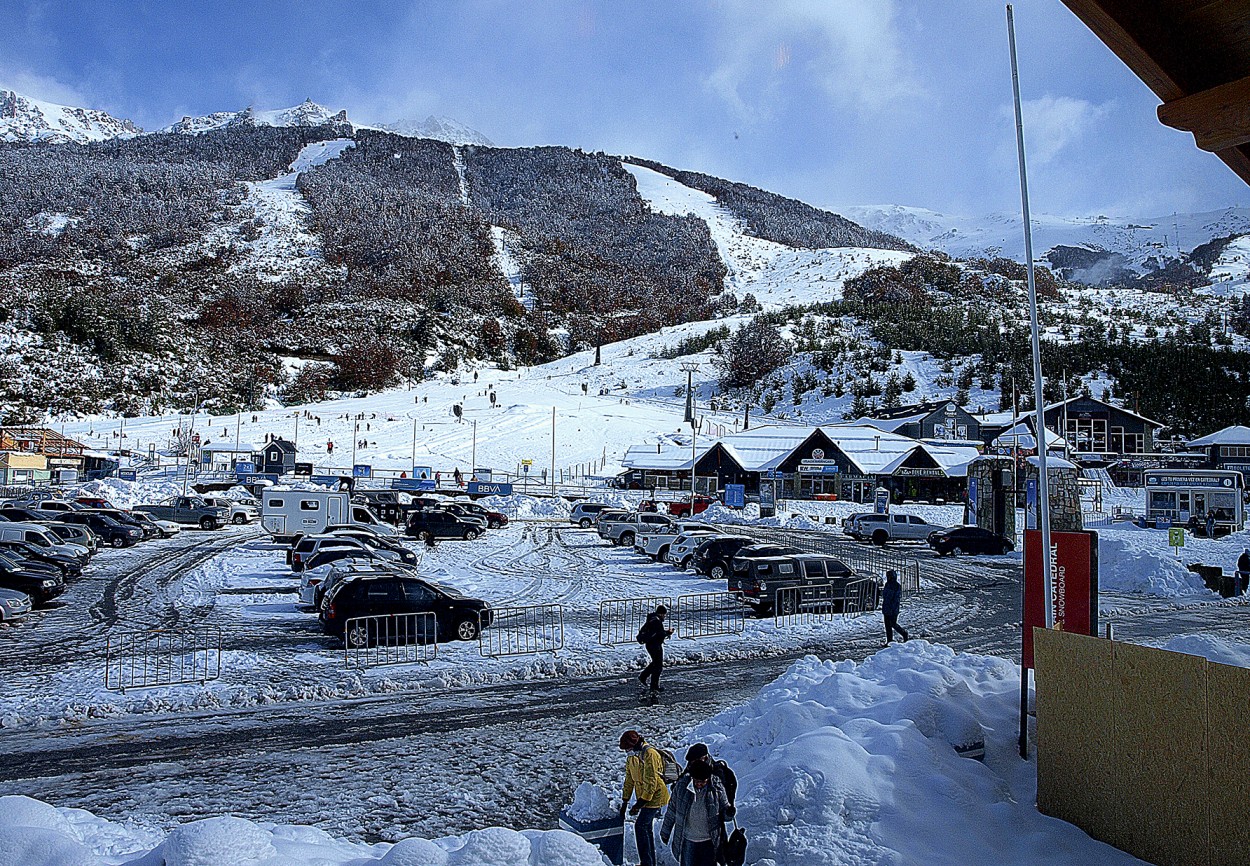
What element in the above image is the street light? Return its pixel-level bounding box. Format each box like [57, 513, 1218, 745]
[681, 361, 699, 515]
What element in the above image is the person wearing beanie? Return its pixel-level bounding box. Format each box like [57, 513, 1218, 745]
[684, 743, 737, 809]
[636, 605, 674, 693]
[618, 730, 671, 866]
[661, 748, 731, 866]
[882, 569, 909, 645]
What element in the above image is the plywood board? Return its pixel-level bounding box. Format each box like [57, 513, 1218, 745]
[1113, 641, 1208, 866]
[1206, 660, 1250, 866]
[1034, 628, 1118, 843]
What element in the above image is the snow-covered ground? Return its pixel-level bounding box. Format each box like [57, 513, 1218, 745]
[11, 636, 1249, 865]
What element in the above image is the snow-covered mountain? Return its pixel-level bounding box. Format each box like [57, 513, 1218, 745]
[0, 89, 141, 143]
[846, 203, 1250, 282]
[376, 115, 493, 146]
[161, 99, 350, 134]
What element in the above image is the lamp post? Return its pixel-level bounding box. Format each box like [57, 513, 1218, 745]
[681, 361, 699, 515]
[472, 419, 478, 474]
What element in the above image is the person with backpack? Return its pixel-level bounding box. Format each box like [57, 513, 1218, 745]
[618, 730, 672, 866]
[660, 753, 731, 866]
[637, 605, 673, 693]
[882, 569, 909, 645]
[683, 744, 737, 808]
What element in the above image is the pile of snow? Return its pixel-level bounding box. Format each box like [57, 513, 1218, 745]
[479, 493, 573, 519]
[1161, 634, 1250, 668]
[74, 477, 183, 509]
[1098, 524, 1216, 597]
[0, 794, 602, 866]
[686, 643, 1146, 866]
[564, 782, 622, 822]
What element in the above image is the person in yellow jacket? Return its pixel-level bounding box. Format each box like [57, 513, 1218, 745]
[619, 729, 670, 866]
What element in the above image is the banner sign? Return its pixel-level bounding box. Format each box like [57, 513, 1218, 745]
[1143, 471, 1237, 489]
[119, 469, 138, 482]
[242, 473, 279, 486]
[1023, 529, 1099, 668]
[293, 462, 313, 476]
[412, 466, 433, 481]
[968, 477, 978, 515]
[352, 464, 372, 478]
[234, 461, 256, 476]
[1025, 478, 1038, 530]
[724, 484, 745, 508]
[392, 478, 436, 491]
[874, 487, 890, 515]
[467, 481, 512, 496]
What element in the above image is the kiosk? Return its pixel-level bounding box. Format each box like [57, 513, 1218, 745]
[1143, 469, 1244, 534]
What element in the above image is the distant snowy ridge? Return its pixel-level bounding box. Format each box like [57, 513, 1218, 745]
[0, 89, 141, 143]
[376, 115, 493, 146]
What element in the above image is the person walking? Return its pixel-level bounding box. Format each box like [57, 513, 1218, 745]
[660, 754, 731, 866]
[1237, 548, 1250, 596]
[682, 743, 737, 809]
[882, 569, 909, 645]
[637, 606, 673, 693]
[618, 730, 671, 866]
[1206, 511, 1217, 539]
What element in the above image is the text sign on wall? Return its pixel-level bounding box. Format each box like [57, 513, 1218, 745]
[352, 464, 372, 478]
[1023, 529, 1099, 669]
[467, 481, 512, 496]
[724, 484, 745, 508]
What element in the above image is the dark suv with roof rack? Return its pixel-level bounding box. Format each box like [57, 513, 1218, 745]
[320, 573, 492, 645]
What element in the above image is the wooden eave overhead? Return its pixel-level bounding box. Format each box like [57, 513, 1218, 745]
[1061, 0, 1250, 186]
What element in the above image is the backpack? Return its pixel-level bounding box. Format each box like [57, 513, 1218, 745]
[711, 759, 738, 805]
[636, 623, 647, 644]
[647, 745, 682, 784]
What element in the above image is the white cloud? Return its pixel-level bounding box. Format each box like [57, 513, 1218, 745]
[0, 68, 89, 106]
[1014, 94, 1112, 166]
[704, 0, 919, 122]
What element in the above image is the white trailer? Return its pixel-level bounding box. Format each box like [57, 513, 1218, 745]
[260, 490, 395, 541]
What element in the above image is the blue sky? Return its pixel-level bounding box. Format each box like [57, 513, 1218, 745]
[5, 0, 1248, 218]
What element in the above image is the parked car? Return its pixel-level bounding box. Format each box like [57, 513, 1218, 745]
[845, 512, 947, 545]
[320, 573, 493, 644]
[301, 561, 409, 610]
[594, 509, 630, 528]
[302, 544, 407, 574]
[635, 522, 715, 561]
[405, 509, 486, 541]
[74, 496, 114, 509]
[45, 522, 99, 556]
[291, 535, 375, 573]
[927, 525, 1014, 556]
[729, 553, 854, 615]
[691, 536, 755, 580]
[599, 512, 674, 546]
[667, 495, 717, 519]
[0, 587, 32, 622]
[134, 496, 230, 530]
[79, 508, 156, 540]
[569, 502, 613, 528]
[130, 510, 180, 539]
[12, 498, 81, 517]
[668, 532, 741, 570]
[55, 512, 142, 548]
[0, 539, 82, 578]
[0, 550, 65, 605]
[201, 496, 259, 525]
[0, 522, 89, 564]
[0, 507, 50, 523]
[445, 501, 508, 529]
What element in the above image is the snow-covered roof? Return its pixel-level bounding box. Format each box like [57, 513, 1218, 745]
[820, 424, 920, 475]
[848, 414, 924, 434]
[918, 442, 983, 477]
[1044, 397, 1163, 428]
[1026, 455, 1078, 470]
[621, 442, 707, 471]
[1187, 425, 1250, 447]
[992, 422, 1067, 451]
[712, 426, 819, 472]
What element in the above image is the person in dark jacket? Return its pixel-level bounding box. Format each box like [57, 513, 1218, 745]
[637, 606, 673, 692]
[1236, 548, 1250, 596]
[882, 569, 909, 645]
[684, 743, 737, 808]
[660, 758, 731, 866]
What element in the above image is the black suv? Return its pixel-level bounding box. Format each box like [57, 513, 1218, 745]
[56, 512, 142, 548]
[0, 540, 82, 579]
[80, 508, 155, 540]
[405, 509, 485, 541]
[0, 550, 65, 605]
[320, 573, 492, 645]
[691, 536, 754, 580]
[729, 553, 854, 615]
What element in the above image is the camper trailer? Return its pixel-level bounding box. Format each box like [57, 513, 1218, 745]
[260, 491, 396, 542]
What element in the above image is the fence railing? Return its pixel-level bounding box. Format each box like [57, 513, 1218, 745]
[478, 604, 564, 657]
[598, 596, 674, 646]
[343, 613, 439, 668]
[772, 579, 879, 628]
[842, 577, 881, 617]
[676, 592, 746, 640]
[104, 629, 222, 692]
[749, 529, 922, 594]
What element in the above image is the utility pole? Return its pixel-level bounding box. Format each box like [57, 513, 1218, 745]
[472, 419, 478, 473]
[550, 407, 556, 496]
[681, 361, 699, 515]
[411, 418, 417, 475]
[351, 420, 359, 474]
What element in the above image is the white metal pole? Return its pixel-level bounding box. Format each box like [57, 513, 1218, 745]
[1008, 4, 1053, 628]
[472, 419, 477, 472]
[411, 418, 417, 474]
[550, 407, 556, 496]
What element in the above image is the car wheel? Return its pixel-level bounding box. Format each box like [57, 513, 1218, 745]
[952, 546, 965, 556]
[464, 528, 480, 541]
[872, 530, 889, 546]
[658, 546, 670, 563]
[710, 564, 727, 581]
[346, 622, 371, 648]
[200, 517, 218, 531]
[621, 532, 635, 546]
[579, 518, 592, 528]
[678, 556, 690, 570]
[455, 616, 480, 641]
[111, 535, 126, 549]
[232, 513, 246, 525]
[489, 519, 500, 529]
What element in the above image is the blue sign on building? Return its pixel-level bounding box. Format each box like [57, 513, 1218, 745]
[412, 465, 433, 481]
[352, 464, 372, 478]
[234, 461, 256, 476]
[724, 483, 746, 509]
[467, 481, 513, 496]
[119, 469, 138, 482]
[1025, 478, 1038, 530]
[242, 473, 279, 485]
[392, 478, 437, 491]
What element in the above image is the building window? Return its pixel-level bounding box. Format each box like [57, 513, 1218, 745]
[1220, 445, 1250, 458]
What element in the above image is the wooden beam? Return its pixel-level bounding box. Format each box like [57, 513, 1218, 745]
[1059, 0, 1185, 101]
[1158, 74, 1250, 151]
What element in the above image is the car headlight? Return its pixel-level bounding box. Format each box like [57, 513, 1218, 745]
[42, 579, 56, 588]
[128, 529, 141, 536]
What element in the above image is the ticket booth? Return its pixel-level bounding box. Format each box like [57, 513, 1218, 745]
[1144, 469, 1244, 534]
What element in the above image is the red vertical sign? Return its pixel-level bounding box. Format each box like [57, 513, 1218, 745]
[1022, 529, 1099, 668]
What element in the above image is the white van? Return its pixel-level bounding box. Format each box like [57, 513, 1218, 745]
[260, 491, 396, 542]
[0, 521, 89, 562]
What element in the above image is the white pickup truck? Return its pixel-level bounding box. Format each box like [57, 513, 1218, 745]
[844, 512, 947, 545]
[201, 496, 260, 525]
[634, 521, 716, 561]
[598, 511, 673, 546]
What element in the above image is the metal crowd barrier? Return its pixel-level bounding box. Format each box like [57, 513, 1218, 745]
[343, 612, 439, 668]
[478, 603, 564, 657]
[676, 592, 746, 639]
[104, 629, 222, 692]
[841, 577, 881, 617]
[598, 596, 674, 646]
[752, 529, 922, 594]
